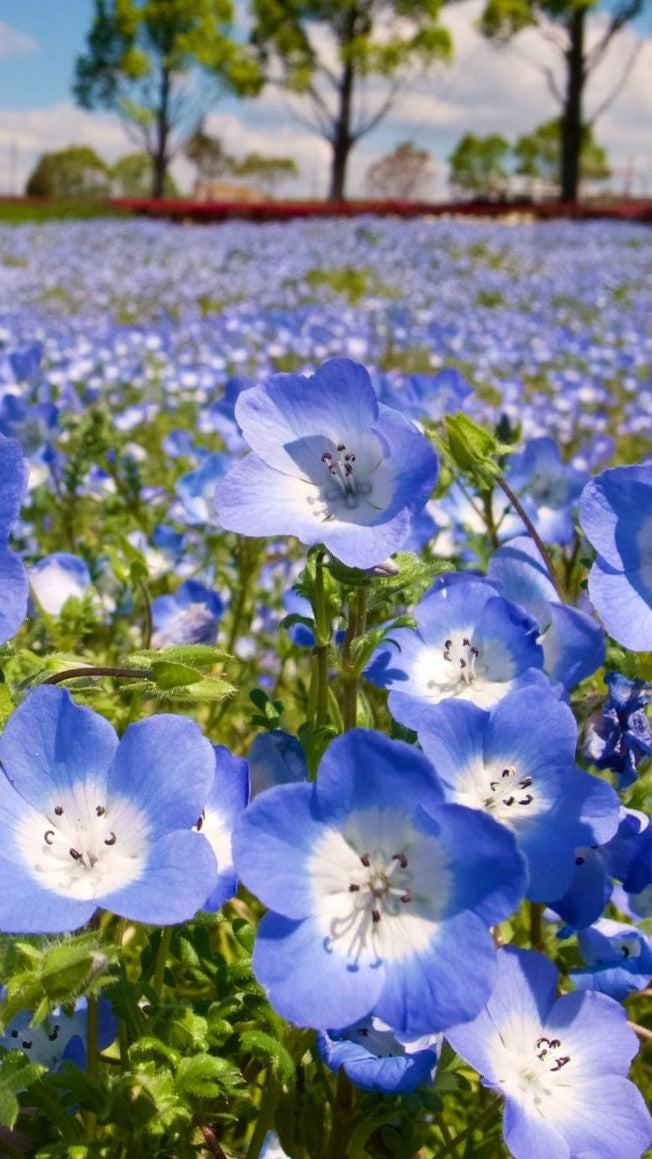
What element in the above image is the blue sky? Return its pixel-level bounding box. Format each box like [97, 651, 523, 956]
[0, 0, 650, 198]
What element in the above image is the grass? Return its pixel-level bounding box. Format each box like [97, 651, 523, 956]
[0, 198, 132, 224]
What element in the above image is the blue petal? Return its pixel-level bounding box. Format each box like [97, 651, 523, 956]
[103, 831, 217, 924]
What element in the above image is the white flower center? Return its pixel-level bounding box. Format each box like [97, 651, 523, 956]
[309, 808, 451, 967]
[496, 1029, 573, 1113]
[483, 765, 535, 819]
[17, 780, 150, 901]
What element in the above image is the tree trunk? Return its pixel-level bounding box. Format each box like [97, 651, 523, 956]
[560, 7, 586, 203]
[152, 65, 171, 198]
[327, 55, 354, 202]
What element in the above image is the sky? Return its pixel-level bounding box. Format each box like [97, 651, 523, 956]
[0, 0, 650, 199]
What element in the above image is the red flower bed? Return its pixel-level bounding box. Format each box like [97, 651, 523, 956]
[111, 196, 652, 224]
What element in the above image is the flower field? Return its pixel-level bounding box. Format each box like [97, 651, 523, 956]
[0, 213, 650, 1158]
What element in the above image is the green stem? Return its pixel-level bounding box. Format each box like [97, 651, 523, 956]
[529, 902, 544, 952]
[44, 666, 148, 685]
[83, 993, 99, 1141]
[138, 577, 153, 649]
[310, 552, 331, 728]
[151, 926, 174, 999]
[225, 538, 261, 656]
[341, 586, 368, 731]
[496, 475, 565, 601]
[245, 1070, 281, 1159]
[325, 1068, 355, 1159]
[431, 1095, 502, 1159]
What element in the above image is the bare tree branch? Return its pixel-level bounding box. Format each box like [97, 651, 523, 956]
[588, 37, 644, 123]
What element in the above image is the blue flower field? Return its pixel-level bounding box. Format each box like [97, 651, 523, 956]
[0, 213, 650, 1158]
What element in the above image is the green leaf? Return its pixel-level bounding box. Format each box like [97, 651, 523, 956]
[0, 1052, 44, 1126]
[149, 661, 203, 690]
[128, 645, 231, 668]
[175, 1053, 242, 1100]
[239, 1030, 296, 1084]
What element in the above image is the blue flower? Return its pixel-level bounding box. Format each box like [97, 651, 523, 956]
[488, 536, 605, 690]
[0, 687, 218, 932]
[583, 672, 651, 789]
[233, 729, 525, 1034]
[247, 730, 309, 798]
[416, 687, 619, 902]
[365, 574, 547, 729]
[569, 917, 652, 1002]
[0, 431, 29, 643]
[317, 1016, 441, 1093]
[503, 437, 588, 545]
[199, 745, 249, 912]
[0, 997, 116, 1071]
[151, 579, 223, 648]
[29, 553, 91, 617]
[447, 946, 652, 1159]
[579, 462, 652, 651]
[215, 358, 439, 569]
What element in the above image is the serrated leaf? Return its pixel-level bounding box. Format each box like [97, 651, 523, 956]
[156, 676, 235, 702]
[176, 1053, 241, 1100]
[0, 683, 14, 727]
[239, 1030, 296, 1084]
[149, 661, 203, 690]
[0, 1053, 45, 1126]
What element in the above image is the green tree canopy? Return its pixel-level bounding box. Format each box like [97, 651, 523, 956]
[248, 0, 451, 201]
[111, 150, 179, 196]
[25, 146, 111, 199]
[74, 0, 262, 197]
[514, 118, 611, 195]
[448, 133, 511, 199]
[232, 153, 299, 196]
[365, 140, 435, 200]
[479, 0, 646, 201]
[183, 120, 235, 184]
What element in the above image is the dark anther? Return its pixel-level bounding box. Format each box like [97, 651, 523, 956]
[459, 658, 467, 668]
[400, 890, 413, 904]
[357, 1028, 369, 1036]
[575, 855, 585, 865]
[196, 815, 203, 830]
[548, 1039, 561, 1049]
[519, 777, 533, 788]
[48, 1026, 60, 1041]
[337, 443, 346, 451]
[10, 1030, 17, 1038]
[69, 848, 82, 861]
[502, 768, 512, 778]
[503, 795, 515, 806]
[104, 832, 117, 846]
[622, 946, 631, 958]
[22, 1040, 32, 1050]
[536, 1037, 550, 1049]
[550, 1056, 570, 1071]
[321, 451, 332, 462]
[44, 830, 55, 845]
[462, 637, 470, 646]
[54, 805, 64, 816]
[371, 908, 381, 923]
[470, 646, 479, 657]
[519, 794, 533, 805]
[95, 805, 106, 816]
[360, 853, 371, 867]
[392, 852, 408, 868]
[349, 883, 360, 892]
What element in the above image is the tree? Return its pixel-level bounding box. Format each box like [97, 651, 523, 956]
[248, 0, 451, 202]
[365, 140, 435, 200]
[233, 153, 299, 196]
[448, 133, 511, 199]
[479, 0, 647, 202]
[111, 151, 179, 196]
[25, 146, 111, 199]
[74, 0, 261, 198]
[514, 118, 610, 197]
[183, 120, 235, 186]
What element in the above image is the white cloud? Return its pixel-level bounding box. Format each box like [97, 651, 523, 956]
[0, 104, 131, 193]
[0, 21, 38, 59]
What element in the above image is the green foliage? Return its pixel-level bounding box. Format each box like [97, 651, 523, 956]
[74, 0, 262, 195]
[111, 151, 179, 196]
[514, 119, 611, 192]
[249, 0, 451, 199]
[448, 133, 511, 198]
[25, 147, 111, 200]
